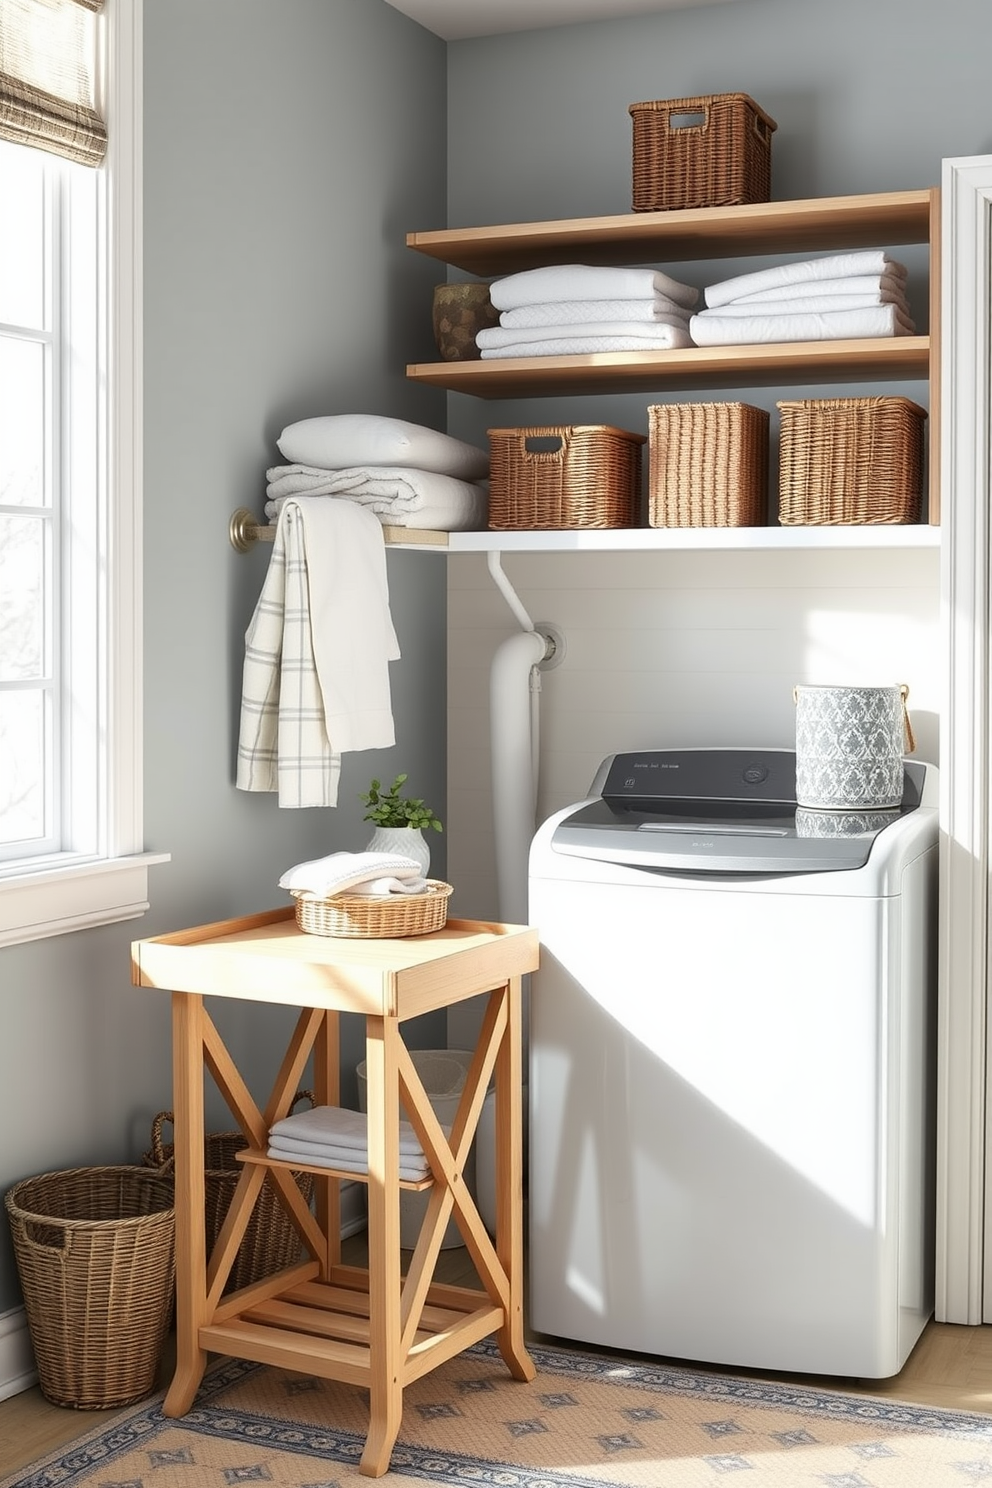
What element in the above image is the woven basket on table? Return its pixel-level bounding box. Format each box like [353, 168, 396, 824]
[629, 92, 776, 212]
[648, 402, 769, 527]
[488, 425, 646, 530]
[777, 397, 927, 525]
[143, 1092, 315, 1295]
[5, 1165, 175, 1409]
[292, 881, 453, 939]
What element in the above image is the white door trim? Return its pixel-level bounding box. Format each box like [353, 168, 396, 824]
[936, 154, 992, 1323]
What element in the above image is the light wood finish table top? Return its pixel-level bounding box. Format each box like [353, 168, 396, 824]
[132, 910, 540, 1477]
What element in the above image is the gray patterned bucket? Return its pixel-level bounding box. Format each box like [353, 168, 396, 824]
[793, 684, 914, 810]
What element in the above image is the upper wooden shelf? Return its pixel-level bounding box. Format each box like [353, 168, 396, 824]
[405, 189, 937, 277]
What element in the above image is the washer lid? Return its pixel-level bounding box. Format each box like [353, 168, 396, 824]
[549, 749, 925, 874]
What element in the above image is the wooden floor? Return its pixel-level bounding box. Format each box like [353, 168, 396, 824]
[3, 1236, 992, 1480]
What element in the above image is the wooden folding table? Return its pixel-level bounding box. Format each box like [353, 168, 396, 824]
[131, 908, 539, 1476]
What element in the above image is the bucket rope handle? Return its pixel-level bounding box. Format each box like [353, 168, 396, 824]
[791, 684, 916, 755]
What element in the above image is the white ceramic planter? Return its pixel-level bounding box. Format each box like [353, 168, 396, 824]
[365, 825, 431, 876]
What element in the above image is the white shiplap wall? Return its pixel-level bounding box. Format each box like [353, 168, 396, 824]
[446, 544, 940, 940]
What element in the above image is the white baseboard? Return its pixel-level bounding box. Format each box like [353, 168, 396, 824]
[0, 1186, 367, 1403]
[0, 1307, 37, 1403]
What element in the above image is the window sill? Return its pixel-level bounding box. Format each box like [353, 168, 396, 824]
[0, 853, 171, 950]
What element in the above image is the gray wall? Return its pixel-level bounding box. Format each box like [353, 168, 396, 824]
[0, 0, 448, 1314]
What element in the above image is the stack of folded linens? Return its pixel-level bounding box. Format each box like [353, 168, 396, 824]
[268, 1104, 431, 1179]
[690, 249, 916, 346]
[265, 414, 489, 532]
[478, 263, 699, 358]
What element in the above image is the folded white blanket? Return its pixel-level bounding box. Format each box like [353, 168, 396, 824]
[279, 850, 424, 899]
[236, 500, 397, 808]
[270, 1104, 426, 1156]
[689, 304, 915, 346]
[277, 414, 489, 482]
[490, 263, 699, 312]
[264, 467, 488, 533]
[694, 291, 911, 319]
[346, 875, 431, 896]
[704, 250, 909, 309]
[267, 1139, 431, 1181]
[478, 322, 694, 358]
[729, 273, 908, 307]
[498, 298, 692, 329]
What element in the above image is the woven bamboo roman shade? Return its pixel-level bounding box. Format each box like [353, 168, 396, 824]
[0, 0, 106, 166]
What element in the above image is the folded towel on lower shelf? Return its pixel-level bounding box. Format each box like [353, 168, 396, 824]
[267, 1139, 431, 1181]
[279, 850, 425, 899]
[689, 304, 915, 346]
[264, 466, 488, 532]
[270, 1104, 427, 1156]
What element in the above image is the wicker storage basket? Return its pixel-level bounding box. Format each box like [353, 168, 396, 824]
[5, 1165, 175, 1409]
[629, 93, 776, 212]
[293, 880, 453, 938]
[648, 402, 769, 527]
[143, 1094, 314, 1295]
[777, 397, 927, 525]
[488, 425, 646, 530]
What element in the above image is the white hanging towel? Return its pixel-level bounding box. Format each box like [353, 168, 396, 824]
[236, 498, 399, 808]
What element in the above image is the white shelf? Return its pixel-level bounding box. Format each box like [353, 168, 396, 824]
[386, 524, 940, 554]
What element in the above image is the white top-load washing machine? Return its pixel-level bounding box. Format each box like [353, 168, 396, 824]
[528, 747, 938, 1380]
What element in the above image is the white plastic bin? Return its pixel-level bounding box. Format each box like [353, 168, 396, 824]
[356, 1049, 478, 1249]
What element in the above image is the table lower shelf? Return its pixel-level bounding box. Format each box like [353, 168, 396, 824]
[199, 1264, 505, 1389]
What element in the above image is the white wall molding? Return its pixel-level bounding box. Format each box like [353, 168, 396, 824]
[935, 154, 992, 1323]
[0, 1308, 37, 1403]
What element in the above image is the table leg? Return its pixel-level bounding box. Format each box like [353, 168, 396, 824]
[360, 1014, 404, 1477]
[164, 991, 210, 1416]
[494, 976, 536, 1382]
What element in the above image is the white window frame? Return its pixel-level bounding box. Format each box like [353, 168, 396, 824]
[0, 0, 167, 949]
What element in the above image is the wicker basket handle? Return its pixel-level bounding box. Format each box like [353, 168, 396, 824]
[518, 427, 570, 463]
[19, 1219, 72, 1258]
[147, 1089, 315, 1171]
[667, 104, 708, 133]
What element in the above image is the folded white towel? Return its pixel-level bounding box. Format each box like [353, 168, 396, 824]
[264, 467, 488, 533]
[490, 263, 699, 312]
[270, 1104, 427, 1156]
[267, 1138, 431, 1181]
[729, 273, 909, 307]
[346, 875, 431, 897]
[279, 850, 424, 899]
[498, 298, 693, 329]
[689, 304, 915, 346]
[236, 500, 398, 808]
[704, 250, 908, 309]
[479, 325, 694, 358]
[693, 291, 911, 319]
[477, 320, 696, 350]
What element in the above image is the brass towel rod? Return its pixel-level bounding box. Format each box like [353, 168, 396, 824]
[228, 507, 450, 553]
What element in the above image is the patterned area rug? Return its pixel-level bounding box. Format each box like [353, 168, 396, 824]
[5, 1337, 992, 1488]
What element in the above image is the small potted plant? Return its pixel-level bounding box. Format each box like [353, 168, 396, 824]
[359, 773, 443, 875]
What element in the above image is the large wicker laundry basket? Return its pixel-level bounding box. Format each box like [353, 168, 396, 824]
[5, 1165, 175, 1409]
[144, 1093, 315, 1295]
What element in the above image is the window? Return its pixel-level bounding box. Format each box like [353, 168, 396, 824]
[0, 1, 165, 947]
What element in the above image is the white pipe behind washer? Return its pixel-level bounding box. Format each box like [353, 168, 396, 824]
[490, 627, 547, 927]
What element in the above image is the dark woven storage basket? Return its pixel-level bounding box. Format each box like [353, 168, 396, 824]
[488, 425, 646, 530]
[649, 402, 769, 527]
[144, 1093, 315, 1295]
[629, 93, 776, 212]
[5, 1165, 175, 1409]
[777, 397, 927, 525]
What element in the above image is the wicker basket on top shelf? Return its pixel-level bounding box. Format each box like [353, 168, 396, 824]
[629, 92, 776, 212]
